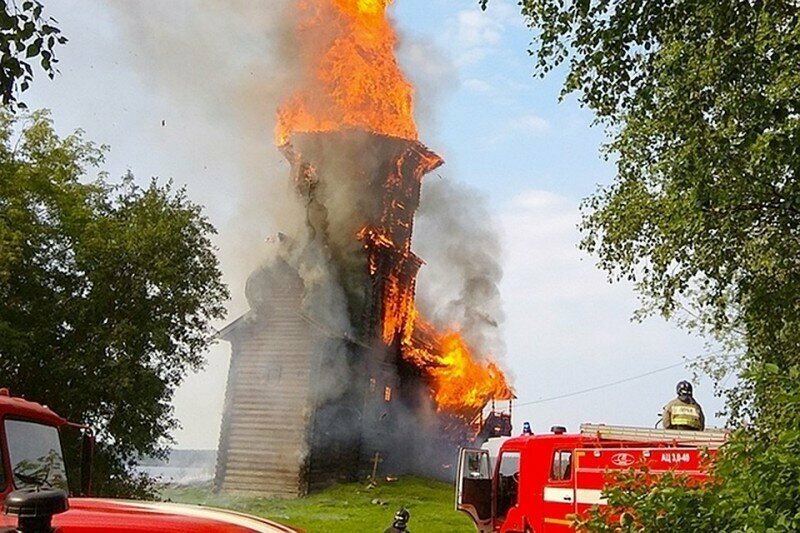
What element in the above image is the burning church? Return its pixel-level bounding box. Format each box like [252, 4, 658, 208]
[214, 0, 513, 497]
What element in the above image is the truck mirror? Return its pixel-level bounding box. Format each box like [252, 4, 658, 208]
[4, 488, 69, 533]
[80, 430, 95, 497]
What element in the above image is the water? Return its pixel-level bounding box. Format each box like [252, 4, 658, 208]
[136, 449, 216, 486]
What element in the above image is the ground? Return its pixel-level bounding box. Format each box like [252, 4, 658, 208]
[162, 476, 475, 532]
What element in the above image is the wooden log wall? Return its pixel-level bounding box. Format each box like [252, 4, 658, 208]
[215, 289, 318, 497]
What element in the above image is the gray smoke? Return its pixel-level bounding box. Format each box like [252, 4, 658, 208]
[246, 234, 354, 340]
[415, 178, 506, 359]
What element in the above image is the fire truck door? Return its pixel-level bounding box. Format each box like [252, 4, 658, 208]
[542, 449, 575, 531]
[456, 448, 493, 533]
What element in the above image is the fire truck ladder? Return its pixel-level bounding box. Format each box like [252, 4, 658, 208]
[580, 424, 730, 449]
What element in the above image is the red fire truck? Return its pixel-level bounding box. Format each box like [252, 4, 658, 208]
[456, 423, 729, 532]
[0, 388, 298, 533]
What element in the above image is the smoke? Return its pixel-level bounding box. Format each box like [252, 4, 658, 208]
[397, 33, 459, 138]
[103, 0, 308, 314]
[245, 235, 354, 338]
[137, 450, 217, 486]
[415, 178, 506, 359]
[395, 9, 506, 361]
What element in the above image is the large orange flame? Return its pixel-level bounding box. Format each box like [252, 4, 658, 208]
[431, 334, 513, 414]
[375, 258, 513, 416]
[276, 0, 418, 145]
[403, 317, 513, 417]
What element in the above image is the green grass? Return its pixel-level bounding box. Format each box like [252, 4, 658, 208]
[162, 476, 475, 533]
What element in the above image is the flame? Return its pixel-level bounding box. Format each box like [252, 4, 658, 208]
[398, 312, 513, 417]
[429, 333, 513, 413]
[375, 263, 513, 416]
[276, 0, 417, 145]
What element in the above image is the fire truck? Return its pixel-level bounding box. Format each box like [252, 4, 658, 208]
[0, 388, 298, 533]
[456, 423, 729, 532]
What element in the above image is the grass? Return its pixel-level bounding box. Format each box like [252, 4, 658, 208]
[162, 476, 475, 533]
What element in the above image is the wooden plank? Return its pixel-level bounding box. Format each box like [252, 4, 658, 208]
[227, 417, 307, 426]
[229, 390, 308, 396]
[227, 420, 307, 430]
[221, 450, 309, 461]
[230, 382, 310, 390]
[224, 469, 301, 479]
[225, 434, 307, 444]
[227, 409, 309, 418]
[221, 486, 299, 497]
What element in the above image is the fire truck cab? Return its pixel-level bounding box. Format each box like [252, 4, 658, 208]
[456, 423, 728, 533]
[0, 387, 297, 533]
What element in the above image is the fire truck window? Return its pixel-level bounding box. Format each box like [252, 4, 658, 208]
[496, 451, 521, 521]
[5, 419, 68, 491]
[550, 450, 573, 481]
[466, 451, 490, 479]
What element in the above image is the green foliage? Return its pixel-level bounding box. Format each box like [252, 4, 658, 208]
[573, 468, 724, 531]
[12, 450, 69, 491]
[505, 0, 800, 348]
[163, 476, 474, 533]
[0, 110, 228, 496]
[0, 1, 67, 108]
[521, 0, 799, 425]
[480, 0, 800, 529]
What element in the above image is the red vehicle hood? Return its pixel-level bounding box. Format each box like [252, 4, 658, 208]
[1, 499, 299, 533]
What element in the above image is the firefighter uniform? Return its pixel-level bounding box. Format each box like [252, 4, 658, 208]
[663, 398, 705, 431]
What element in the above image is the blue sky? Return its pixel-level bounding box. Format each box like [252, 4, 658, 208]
[395, 0, 612, 203]
[21, 0, 723, 448]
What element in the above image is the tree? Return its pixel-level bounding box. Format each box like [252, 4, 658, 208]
[481, 0, 799, 529]
[1, 1, 67, 108]
[0, 111, 228, 496]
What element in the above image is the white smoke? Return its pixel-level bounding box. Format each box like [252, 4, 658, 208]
[104, 0, 308, 314]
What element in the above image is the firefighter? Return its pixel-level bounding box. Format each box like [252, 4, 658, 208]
[522, 421, 533, 435]
[663, 380, 705, 430]
[384, 507, 410, 533]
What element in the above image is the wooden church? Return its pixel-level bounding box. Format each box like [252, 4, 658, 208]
[214, 131, 443, 497]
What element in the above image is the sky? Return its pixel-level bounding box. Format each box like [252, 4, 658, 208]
[23, 0, 724, 449]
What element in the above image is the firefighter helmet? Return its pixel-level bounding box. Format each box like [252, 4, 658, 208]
[393, 507, 410, 527]
[676, 380, 693, 397]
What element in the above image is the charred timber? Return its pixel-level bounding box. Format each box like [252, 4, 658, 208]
[280, 130, 443, 344]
